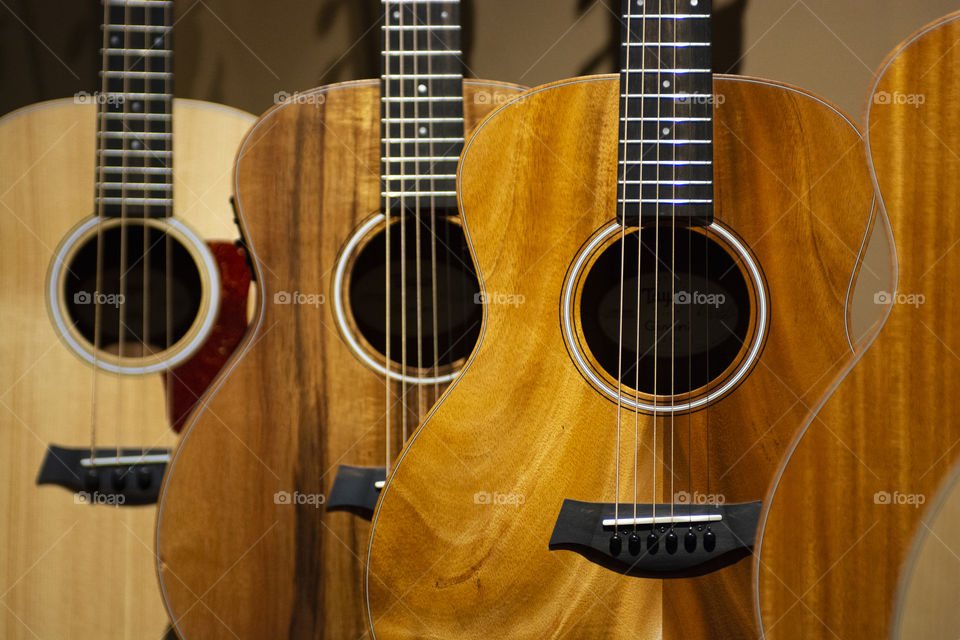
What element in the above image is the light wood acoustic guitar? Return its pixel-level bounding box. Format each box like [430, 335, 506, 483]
[364, 1, 889, 637]
[154, 1, 522, 637]
[0, 0, 253, 637]
[757, 10, 960, 639]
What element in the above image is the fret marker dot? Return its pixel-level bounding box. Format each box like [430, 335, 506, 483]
[419, 126, 428, 135]
[663, 80, 670, 88]
[154, 37, 163, 46]
[110, 35, 120, 46]
[441, 10, 449, 18]
[663, 127, 671, 135]
[393, 10, 400, 18]
[418, 84, 427, 93]
[131, 140, 143, 150]
[691, 0, 698, 5]
[132, 102, 143, 112]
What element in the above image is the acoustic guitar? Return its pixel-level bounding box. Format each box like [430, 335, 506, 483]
[757, 10, 960, 638]
[154, 1, 521, 637]
[365, 1, 887, 637]
[0, 0, 252, 637]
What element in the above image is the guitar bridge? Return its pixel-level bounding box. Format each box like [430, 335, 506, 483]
[36, 445, 169, 505]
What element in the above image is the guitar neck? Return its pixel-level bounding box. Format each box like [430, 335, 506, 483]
[381, 0, 465, 215]
[617, 0, 714, 227]
[97, 0, 174, 219]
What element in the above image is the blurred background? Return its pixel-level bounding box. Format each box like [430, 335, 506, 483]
[3, 0, 959, 123]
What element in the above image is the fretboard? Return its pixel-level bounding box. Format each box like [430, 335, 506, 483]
[617, 0, 713, 227]
[96, 0, 173, 218]
[381, 0, 465, 215]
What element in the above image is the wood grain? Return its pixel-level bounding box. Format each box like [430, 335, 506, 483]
[0, 98, 253, 639]
[155, 79, 523, 640]
[757, 11, 960, 639]
[365, 75, 882, 638]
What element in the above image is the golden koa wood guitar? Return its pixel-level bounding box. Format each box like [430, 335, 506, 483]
[757, 10, 960, 638]
[0, 1, 253, 636]
[365, 2, 888, 637]
[155, 1, 522, 637]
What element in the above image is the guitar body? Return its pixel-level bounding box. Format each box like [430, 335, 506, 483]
[365, 75, 883, 638]
[0, 98, 253, 639]
[758, 11, 960, 638]
[155, 79, 522, 639]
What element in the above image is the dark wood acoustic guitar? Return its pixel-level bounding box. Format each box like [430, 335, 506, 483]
[365, 1, 888, 637]
[154, 1, 521, 637]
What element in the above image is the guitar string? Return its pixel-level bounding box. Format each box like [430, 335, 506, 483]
[428, 1, 440, 404]
[383, 0, 393, 475]
[399, 0, 409, 448]
[116, 0, 132, 464]
[632, 0, 647, 535]
[141, 3, 152, 466]
[91, 0, 111, 463]
[668, 0, 676, 528]
[414, 0, 424, 428]
[162, 3, 173, 463]
[613, 0, 635, 539]
[652, 0, 663, 533]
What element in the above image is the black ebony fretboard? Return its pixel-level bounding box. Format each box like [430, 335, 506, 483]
[381, 0, 465, 215]
[97, 0, 173, 218]
[617, 0, 713, 227]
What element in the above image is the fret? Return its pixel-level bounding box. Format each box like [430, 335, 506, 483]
[382, 137, 462, 143]
[382, 174, 458, 180]
[621, 93, 712, 99]
[101, 24, 170, 31]
[383, 25, 460, 31]
[102, 48, 171, 55]
[384, 157, 457, 163]
[621, 68, 711, 74]
[98, 149, 172, 157]
[382, 117, 462, 122]
[99, 131, 172, 139]
[96, 197, 173, 205]
[382, 96, 461, 102]
[627, 180, 713, 185]
[636, 199, 713, 204]
[99, 112, 171, 119]
[383, 50, 462, 56]
[623, 42, 710, 47]
[97, 182, 172, 189]
[100, 166, 172, 174]
[105, 0, 171, 5]
[621, 116, 711, 122]
[622, 14, 711, 19]
[382, 191, 457, 197]
[620, 138, 713, 145]
[381, 73, 461, 79]
[100, 70, 171, 78]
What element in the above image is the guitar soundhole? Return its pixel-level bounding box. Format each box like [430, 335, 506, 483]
[347, 215, 481, 373]
[62, 222, 203, 357]
[579, 227, 752, 397]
